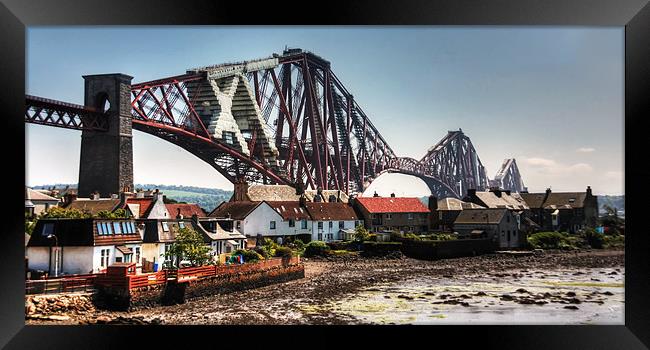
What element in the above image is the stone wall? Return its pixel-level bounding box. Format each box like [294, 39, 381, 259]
[25, 292, 95, 317]
[96, 261, 305, 311]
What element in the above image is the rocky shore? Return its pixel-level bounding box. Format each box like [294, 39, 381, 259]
[26, 248, 624, 325]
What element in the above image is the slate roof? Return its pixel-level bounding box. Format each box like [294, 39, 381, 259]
[518, 193, 547, 208]
[542, 192, 588, 209]
[355, 197, 430, 213]
[519, 192, 588, 209]
[209, 201, 261, 220]
[267, 201, 311, 220]
[304, 202, 358, 221]
[437, 197, 485, 211]
[454, 208, 509, 225]
[27, 218, 142, 247]
[471, 192, 529, 210]
[166, 203, 207, 218]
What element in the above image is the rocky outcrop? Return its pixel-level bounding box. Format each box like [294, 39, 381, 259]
[25, 292, 95, 317]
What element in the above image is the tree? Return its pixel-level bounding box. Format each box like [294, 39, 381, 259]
[96, 208, 131, 219]
[162, 227, 212, 269]
[40, 206, 91, 219]
[25, 212, 37, 235]
[354, 224, 370, 242]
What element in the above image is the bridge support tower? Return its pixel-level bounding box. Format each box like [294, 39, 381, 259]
[78, 74, 134, 198]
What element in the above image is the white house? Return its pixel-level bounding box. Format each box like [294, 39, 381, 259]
[210, 200, 313, 243]
[26, 218, 143, 276]
[25, 187, 60, 217]
[304, 202, 359, 242]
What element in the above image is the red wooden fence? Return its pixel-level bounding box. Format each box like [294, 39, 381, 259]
[27, 257, 301, 294]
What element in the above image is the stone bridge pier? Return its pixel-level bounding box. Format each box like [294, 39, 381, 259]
[78, 74, 134, 198]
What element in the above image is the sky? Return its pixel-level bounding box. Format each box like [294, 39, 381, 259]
[26, 27, 624, 196]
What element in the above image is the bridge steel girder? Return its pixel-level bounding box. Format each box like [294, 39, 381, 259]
[492, 158, 527, 193]
[25, 95, 108, 131]
[25, 49, 519, 198]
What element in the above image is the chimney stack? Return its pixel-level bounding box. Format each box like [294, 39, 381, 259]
[299, 194, 307, 207]
[373, 191, 379, 197]
[233, 177, 249, 202]
[63, 192, 78, 207]
[390, 193, 396, 198]
[176, 208, 183, 219]
[586, 186, 592, 197]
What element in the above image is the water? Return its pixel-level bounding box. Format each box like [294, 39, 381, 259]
[299, 267, 624, 325]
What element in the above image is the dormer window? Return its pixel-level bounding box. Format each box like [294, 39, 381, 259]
[569, 198, 576, 203]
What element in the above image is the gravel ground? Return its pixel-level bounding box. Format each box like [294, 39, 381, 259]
[26, 248, 624, 325]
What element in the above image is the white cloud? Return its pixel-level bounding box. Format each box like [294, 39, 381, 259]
[576, 147, 595, 153]
[523, 157, 593, 176]
[605, 171, 623, 179]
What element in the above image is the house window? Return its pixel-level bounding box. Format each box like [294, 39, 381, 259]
[339, 221, 344, 229]
[408, 213, 414, 220]
[270, 221, 276, 229]
[224, 131, 235, 144]
[115, 257, 123, 263]
[318, 222, 323, 229]
[179, 221, 185, 229]
[301, 220, 308, 229]
[289, 219, 295, 227]
[236, 221, 241, 230]
[97, 222, 104, 235]
[41, 223, 54, 237]
[329, 221, 333, 228]
[135, 247, 141, 264]
[355, 220, 360, 227]
[100, 249, 110, 268]
[124, 254, 132, 263]
[162, 222, 169, 232]
[317, 233, 322, 240]
[507, 216, 510, 223]
[113, 222, 122, 234]
[105, 223, 112, 235]
[386, 214, 392, 220]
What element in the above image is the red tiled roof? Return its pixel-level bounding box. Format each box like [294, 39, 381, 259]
[304, 202, 358, 221]
[355, 197, 430, 213]
[126, 197, 154, 218]
[165, 203, 207, 218]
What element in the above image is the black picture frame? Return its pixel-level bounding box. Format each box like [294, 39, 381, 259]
[2, 0, 648, 348]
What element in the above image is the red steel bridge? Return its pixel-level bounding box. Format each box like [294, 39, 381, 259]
[25, 48, 525, 199]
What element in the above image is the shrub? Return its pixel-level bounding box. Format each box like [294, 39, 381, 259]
[429, 233, 456, 241]
[232, 249, 263, 263]
[303, 241, 331, 257]
[527, 231, 576, 250]
[579, 228, 604, 249]
[274, 246, 293, 257]
[603, 234, 625, 248]
[354, 225, 370, 242]
[253, 246, 269, 259]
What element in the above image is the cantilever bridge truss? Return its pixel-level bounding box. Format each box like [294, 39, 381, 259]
[25, 49, 524, 199]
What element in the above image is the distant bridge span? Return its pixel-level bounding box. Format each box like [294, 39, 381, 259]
[25, 48, 524, 199]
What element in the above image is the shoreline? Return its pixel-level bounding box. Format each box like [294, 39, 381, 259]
[26, 248, 624, 325]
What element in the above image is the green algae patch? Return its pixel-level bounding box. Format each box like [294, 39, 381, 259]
[541, 281, 624, 288]
[428, 314, 446, 319]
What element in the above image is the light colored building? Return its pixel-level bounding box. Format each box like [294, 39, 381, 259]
[453, 208, 522, 248]
[26, 218, 143, 276]
[25, 187, 60, 217]
[304, 202, 359, 242]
